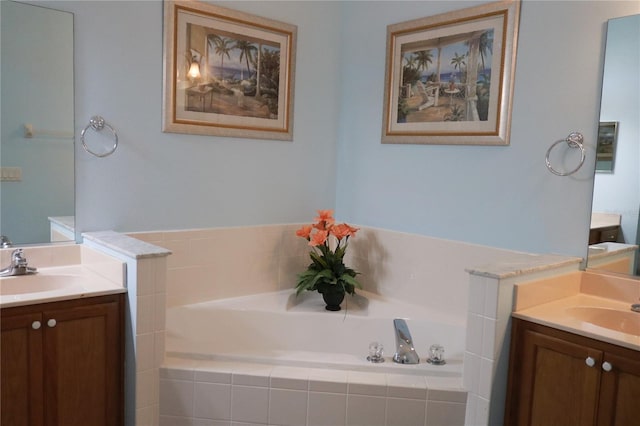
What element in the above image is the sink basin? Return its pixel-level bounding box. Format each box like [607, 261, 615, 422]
[567, 306, 640, 336]
[0, 274, 84, 296]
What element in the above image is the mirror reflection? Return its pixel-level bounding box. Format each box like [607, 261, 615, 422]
[0, 1, 75, 245]
[588, 13, 640, 277]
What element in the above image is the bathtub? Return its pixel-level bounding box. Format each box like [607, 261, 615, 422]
[160, 290, 468, 426]
[166, 289, 465, 374]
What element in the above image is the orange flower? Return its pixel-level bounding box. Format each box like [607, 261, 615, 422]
[347, 224, 359, 237]
[309, 230, 328, 247]
[295, 225, 313, 239]
[315, 209, 334, 222]
[330, 223, 351, 241]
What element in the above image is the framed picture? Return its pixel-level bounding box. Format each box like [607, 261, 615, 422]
[382, 0, 521, 145]
[163, 0, 297, 140]
[595, 121, 618, 173]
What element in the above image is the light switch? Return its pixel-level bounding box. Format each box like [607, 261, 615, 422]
[0, 167, 22, 181]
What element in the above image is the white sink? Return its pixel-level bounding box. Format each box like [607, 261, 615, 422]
[0, 274, 84, 296]
[566, 306, 640, 336]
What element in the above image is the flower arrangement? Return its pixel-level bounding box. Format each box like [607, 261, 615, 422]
[294, 210, 361, 309]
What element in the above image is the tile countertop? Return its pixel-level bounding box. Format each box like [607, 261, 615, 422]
[513, 293, 640, 352]
[0, 264, 126, 308]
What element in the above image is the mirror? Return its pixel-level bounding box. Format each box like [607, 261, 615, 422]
[0, 1, 75, 245]
[588, 14, 640, 277]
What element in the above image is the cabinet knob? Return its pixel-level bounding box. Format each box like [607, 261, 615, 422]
[47, 319, 57, 328]
[585, 356, 596, 367]
[32, 321, 41, 330]
[602, 361, 613, 372]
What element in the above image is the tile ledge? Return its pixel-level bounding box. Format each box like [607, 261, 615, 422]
[82, 230, 171, 259]
[466, 253, 582, 279]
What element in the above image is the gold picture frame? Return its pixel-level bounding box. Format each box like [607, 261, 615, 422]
[382, 0, 521, 145]
[162, 0, 297, 140]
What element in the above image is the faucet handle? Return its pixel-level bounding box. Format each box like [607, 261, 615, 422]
[11, 249, 27, 266]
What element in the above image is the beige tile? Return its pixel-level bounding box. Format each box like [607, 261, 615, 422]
[346, 394, 386, 426]
[230, 386, 268, 424]
[193, 382, 231, 420]
[308, 391, 346, 426]
[136, 332, 155, 372]
[159, 378, 193, 417]
[269, 389, 308, 426]
[137, 294, 155, 335]
[426, 401, 466, 426]
[386, 397, 426, 426]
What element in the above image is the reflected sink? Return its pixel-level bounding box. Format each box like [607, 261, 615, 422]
[0, 274, 84, 296]
[567, 306, 640, 336]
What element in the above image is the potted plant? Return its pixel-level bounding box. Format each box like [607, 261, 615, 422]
[295, 210, 361, 311]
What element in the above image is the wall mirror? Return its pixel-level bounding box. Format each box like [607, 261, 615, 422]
[587, 13, 640, 277]
[0, 1, 75, 246]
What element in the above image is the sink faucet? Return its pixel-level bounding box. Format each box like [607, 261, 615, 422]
[0, 235, 12, 248]
[392, 318, 420, 364]
[0, 249, 37, 277]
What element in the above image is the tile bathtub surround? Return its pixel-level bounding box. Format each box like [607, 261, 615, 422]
[83, 231, 171, 426]
[159, 357, 467, 426]
[131, 224, 523, 319]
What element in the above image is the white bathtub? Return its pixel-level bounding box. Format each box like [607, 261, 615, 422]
[165, 289, 465, 375]
[161, 290, 468, 425]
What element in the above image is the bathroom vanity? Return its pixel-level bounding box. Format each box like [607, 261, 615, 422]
[503, 271, 640, 425]
[1, 293, 125, 426]
[504, 318, 640, 425]
[0, 244, 126, 426]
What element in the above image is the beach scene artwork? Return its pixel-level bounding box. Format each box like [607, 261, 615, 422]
[184, 23, 282, 120]
[397, 28, 494, 124]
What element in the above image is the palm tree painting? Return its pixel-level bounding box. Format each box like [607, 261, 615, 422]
[181, 23, 283, 120]
[397, 28, 494, 124]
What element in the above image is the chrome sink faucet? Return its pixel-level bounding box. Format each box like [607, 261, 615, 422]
[0, 249, 37, 277]
[392, 318, 420, 364]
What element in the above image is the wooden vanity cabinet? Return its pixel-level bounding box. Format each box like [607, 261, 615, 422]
[505, 318, 640, 426]
[1, 293, 124, 426]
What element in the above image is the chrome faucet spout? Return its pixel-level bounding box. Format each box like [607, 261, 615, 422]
[0, 249, 37, 277]
[392, 318, 420, 364]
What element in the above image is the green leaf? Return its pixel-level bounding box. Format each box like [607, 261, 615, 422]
[340, 273, 362, 290]
[309, 251, 329, 269]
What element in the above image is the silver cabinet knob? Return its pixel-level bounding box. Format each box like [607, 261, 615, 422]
[32, 321, 41, 330]
[47, 319, 56, 328]
[585, 356, 596, 367]
[602, 361, 613, 372]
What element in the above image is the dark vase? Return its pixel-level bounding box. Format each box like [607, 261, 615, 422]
[322, 288, 345, 311]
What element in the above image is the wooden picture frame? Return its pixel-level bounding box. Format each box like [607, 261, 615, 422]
[162, 0, 297, 140]
[382, 0, 521, 145]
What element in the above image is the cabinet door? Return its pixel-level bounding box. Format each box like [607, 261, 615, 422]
[517, 328, 602, 426]
[597, 352, 640, 426]
[1, 312, 44, 426]
[43, 300, 122, 426]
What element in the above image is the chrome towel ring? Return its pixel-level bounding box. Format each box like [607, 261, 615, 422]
[545, 131, 585, 176]
[81, 115, 118, 158]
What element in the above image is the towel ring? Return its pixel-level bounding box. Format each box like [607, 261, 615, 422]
[545, 132, 585, 176]
[81, 115, 118, 158]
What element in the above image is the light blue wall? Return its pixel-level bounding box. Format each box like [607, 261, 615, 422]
[336, 0, 640, 258]
[43, 1, 638, 259]
[65, 0, 342, 233]
[592, 14, 640, 245]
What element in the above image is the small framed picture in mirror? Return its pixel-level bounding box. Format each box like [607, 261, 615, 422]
[595, 121, 618, 173]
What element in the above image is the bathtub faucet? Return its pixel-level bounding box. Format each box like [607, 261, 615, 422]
[392, 318, 420, 364]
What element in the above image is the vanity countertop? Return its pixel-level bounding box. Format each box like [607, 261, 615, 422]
[0, 264, 126, 308]
[513, 293, 640, 352]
